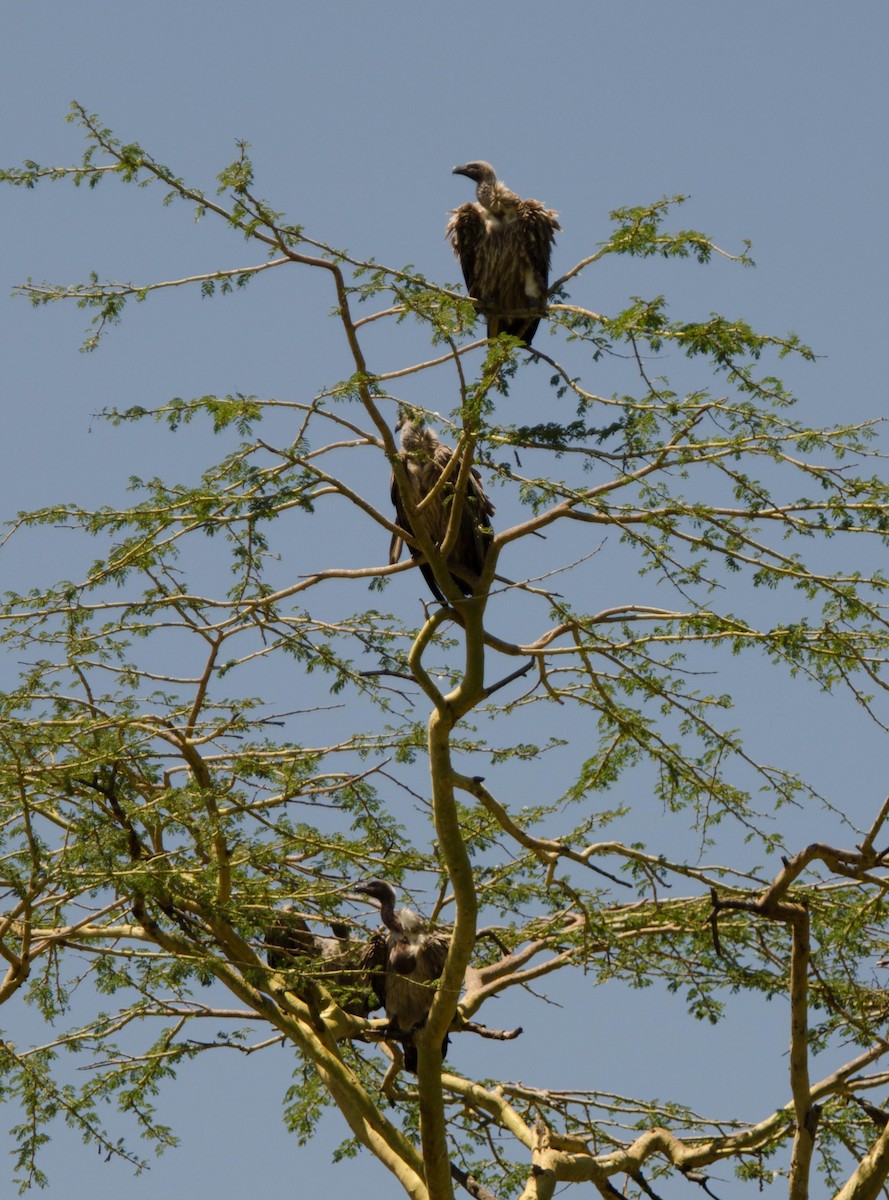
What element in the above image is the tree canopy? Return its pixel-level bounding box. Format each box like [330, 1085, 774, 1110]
[2, 104, 889, 1200]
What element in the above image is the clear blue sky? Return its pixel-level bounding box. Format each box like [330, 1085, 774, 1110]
[2, 3, 888, 1196]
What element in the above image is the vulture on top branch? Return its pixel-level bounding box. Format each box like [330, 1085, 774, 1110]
[389, 409, 495, 603]
[355, 879, 451, 1072]
[448, 160, 560, 346]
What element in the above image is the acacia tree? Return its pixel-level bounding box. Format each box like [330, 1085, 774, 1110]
[2, 104, 889, 1200]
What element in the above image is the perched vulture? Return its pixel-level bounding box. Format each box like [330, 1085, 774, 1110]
[389, 410, 495, 603]
[264, 905, 378, 1018]
[448, 160, 560, 346]
[355, 879, 451, 1072]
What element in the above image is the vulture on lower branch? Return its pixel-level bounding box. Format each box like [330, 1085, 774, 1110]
[389, 410, 495, 603]
[264, 905, 377, 1017]
[448, 160, 560, 347]
[355, 879, 451, 1071]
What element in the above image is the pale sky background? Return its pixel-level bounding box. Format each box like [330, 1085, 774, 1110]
[2, 3, 888, 1197]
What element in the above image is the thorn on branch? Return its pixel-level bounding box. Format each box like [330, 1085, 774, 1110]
[474, 927, 511, 955]
[459, 1020, 523, 1042]
[680, 1167, 725, 1200]
[852, 1095, 889, 1129]
[481, 657, 535, 701]
[631, 1169, 665, 1200]
[708, 888, 723, 957]
[585, 860, 632, 888]
[450, 1160, 500, 1200]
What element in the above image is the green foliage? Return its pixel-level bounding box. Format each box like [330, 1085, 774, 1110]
[2, 106, 889, 1199]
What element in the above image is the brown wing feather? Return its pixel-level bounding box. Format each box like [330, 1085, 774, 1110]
[265, 909, 381, 1017]
[447, 203, 486, 303]
[390, 459, 448, 602]
[358, 931, 388, 1013]
[500, 200, 560, 343]
[390, 438, 495, 601]
[451, 461, 495, 588]
[518, 198, 561, 296]
[264, 907, 317, 970]
[447, 196, 560, 345]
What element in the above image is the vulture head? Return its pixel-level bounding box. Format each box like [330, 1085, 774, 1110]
[394, 407, 439, 458]
[394, 406, 412, 435]
[452, 160, 497, 185]
[355, 878, 430, 938]
[354, 878, 397, 906]
[354, 878, 402, 932]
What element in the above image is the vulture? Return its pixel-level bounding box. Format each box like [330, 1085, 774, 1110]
[264, 905, 378, 1018]
[448, 160, 560, 347]
[355, 879, 451, 1072]
[389, 409, 495, 603]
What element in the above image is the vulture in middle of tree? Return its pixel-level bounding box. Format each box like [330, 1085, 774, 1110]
[389, 409, 495, 604]
[448, 160, 560, 347]
[355, 879, 451, 1072]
